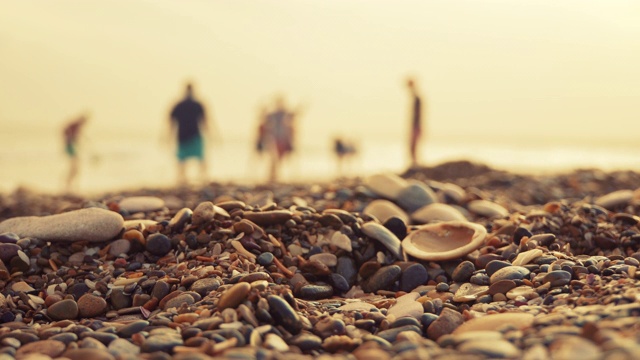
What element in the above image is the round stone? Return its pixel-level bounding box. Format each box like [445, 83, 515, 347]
[164, 293, 195, 310]
[542, 270, 572, 287]
[108, 239, 131, 256]
[47, 299, 78, 320]
[77, 293, 107, 318]
[458, 339, 521, 358]
[467, 200, 509, 218]
[452, 261, 476, 283]
[400, 263, 428, 292]
[363, 200, 410, 224]
[257, 252, 274, 266]
[146, 233, 172, 256]
[411, 203, 467, 224]
[297, 284, 334, 300]
[191, 278, 221, 296]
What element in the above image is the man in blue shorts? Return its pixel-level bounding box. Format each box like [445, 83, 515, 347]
[170, 83, 211, 185]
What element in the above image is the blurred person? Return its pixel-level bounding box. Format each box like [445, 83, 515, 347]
[333, 137, 357, 177]
[169, 82, 214, 185]
[263, 95, 298, 182]
[63, 112, 89, 192]
[406, 78, 424, 167]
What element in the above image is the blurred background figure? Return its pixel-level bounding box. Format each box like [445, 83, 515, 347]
[63, 112, 89, 193]
[406, 78, 425, 168]
[169, 82, 214, 186]
[263, 95, 299, 182]
[333, 137, 358, 177]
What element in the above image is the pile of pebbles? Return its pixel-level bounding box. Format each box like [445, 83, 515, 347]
[0, 162, 639, 360]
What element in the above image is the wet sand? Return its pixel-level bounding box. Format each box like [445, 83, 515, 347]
[0, 160, 638, 359]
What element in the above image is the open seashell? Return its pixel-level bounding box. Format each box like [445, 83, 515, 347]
[402, 221, 487, 261]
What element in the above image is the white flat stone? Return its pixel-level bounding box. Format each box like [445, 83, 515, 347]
[411, 203, 467, 224]
[0, 208, 124, 243]
[363, 199, 409, 224]
[363, 173, 408, 200]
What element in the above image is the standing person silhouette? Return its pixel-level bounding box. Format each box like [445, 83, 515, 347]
[264, 95, 295, 182]
[407, 78, 424, 167]
[169, 82, 212, 185]
[63, 113, 89, 193]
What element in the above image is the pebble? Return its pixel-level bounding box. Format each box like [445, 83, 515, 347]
[452, 261, 476, 283]
[267, 294, 302, 334]
[190, 278, 220, 296]
[64, 348, 116, 360]
[146, 233, 172, 256]
[426, 308, 464, 340]
[108, 239, 131, 256]
[594, 189, 633, 209]
[453, 312, 534, 334]
[511, 248, 543, 266]
[0, 208, 123, 242]
[363, 173, 408, 200]
[362, 265, 402, 293]
[118, 196, 165, 213]
[330, 232, 353, 252]
[218, 282, 251, 310]
[141, 334, 183, 353]
[411, 203, 467, 224]
[361, 222, 404, 260]
[77, 294, 107, 318]
[489, 266, 530, 284]
[164, 293, 195, 310]
[452, 283, 489, 302]
[362, 199, 409, 224]
[542, 270, 572, 287]
[47, 299, 78, 320]
[0, 243, 20, 263]
[400, 263, 428, 292]
[117, 320, 150, 338]
[396, 181, 437, 212]
[309, 253, 338, 267]
[15, 340, 66, 358]
[264, 333, 290, 352]
[458, 339, 521, 358]
[467, 199, 509, 218]
[387, 293, 424, 319]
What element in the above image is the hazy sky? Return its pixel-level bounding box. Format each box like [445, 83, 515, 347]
[1, 0, 639, 146]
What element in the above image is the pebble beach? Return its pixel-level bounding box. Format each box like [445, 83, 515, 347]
[0, 160, 639, 360]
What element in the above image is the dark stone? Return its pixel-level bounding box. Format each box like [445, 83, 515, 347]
[337, 257, 357, 286]
[452, 261, 476, 283]
[513, 227, 532, 245]
[267, 295, 302, 334]
[485, 260, 512, 277]
[330, 273, 350, 293]
[400, 263, 428, 292]
[383, 216, 407, 240]
[362, 265, 402, 293]
[146, 233, 172, 256]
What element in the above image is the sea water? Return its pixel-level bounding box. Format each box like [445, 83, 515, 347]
[1, 129, 639, 195]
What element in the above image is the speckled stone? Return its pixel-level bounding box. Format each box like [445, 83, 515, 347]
[77, 293, 107, 318]
[15, 339, 66, 358]
[453, 312, 534, 334]
[0, 208, 123, 243]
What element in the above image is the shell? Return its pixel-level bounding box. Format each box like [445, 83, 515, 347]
[402, 221, 487, 261]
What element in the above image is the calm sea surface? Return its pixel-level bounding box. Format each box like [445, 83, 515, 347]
[2, 130, 639, 195]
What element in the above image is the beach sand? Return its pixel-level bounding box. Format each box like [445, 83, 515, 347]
[0, 160, 638, 359]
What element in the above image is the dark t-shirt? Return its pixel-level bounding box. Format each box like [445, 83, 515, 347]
[171, 98, 204, 142]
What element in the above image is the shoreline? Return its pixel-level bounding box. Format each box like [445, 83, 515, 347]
[0, 159, 638, 359]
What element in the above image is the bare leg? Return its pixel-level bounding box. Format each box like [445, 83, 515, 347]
[269, 152, 278, 183]
[177, 161, 187, 186]
[66, 157, 79, 192]
[199, 159, 208, 184]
